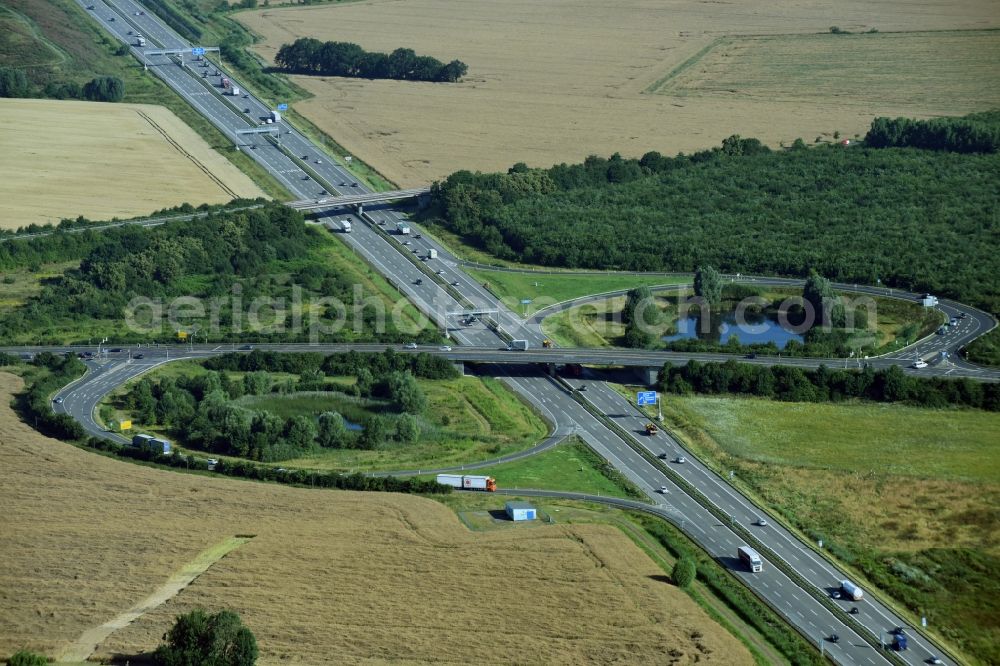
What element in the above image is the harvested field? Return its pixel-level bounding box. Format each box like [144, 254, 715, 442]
[238, 0, 999, 186]
[0, 373, 751, 665]
[0, 99, 264, 230]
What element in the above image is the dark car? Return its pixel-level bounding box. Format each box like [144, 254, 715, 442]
[134, 353, 144, 359]
[240, 345, 254, 351]
[109, 348, 122, 353]
[745, 352, 757, 359]
[829, 634, 839, 643]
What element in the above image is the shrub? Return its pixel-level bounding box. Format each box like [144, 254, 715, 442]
[672, 556, 697, 587]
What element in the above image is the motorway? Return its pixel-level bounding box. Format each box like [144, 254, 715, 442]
[37, 2, 984, 664]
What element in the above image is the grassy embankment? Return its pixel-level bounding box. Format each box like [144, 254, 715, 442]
[643, 393, 1000, 665]
[965, 327, 1000, 368]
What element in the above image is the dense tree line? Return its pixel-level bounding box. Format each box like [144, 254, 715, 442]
[1, 204, 437, 344]
[275, 38, 468, 82]
[866, 111, 1000, 153]
[425, 123, 999, 311]
[658, 360, 1000, 410]
[125, 351, 448, 461]
[14, 353, 87, 441]
[0, 66, 124, 102]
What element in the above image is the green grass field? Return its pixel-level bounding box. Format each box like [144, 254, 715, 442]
[661, 394, 1000, 664]
[671, 396, 1000, 482]
[965, 327, 1000, 368]
[464, 267, 687, 316]
[466, 437, 643, 498]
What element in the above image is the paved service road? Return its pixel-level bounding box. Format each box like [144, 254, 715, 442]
[50, 4, 978, 664]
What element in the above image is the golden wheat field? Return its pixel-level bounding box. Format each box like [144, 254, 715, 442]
[237, 0, 1000, 186]
[0, 99, 264, 230]
[0, 374, 751, 665]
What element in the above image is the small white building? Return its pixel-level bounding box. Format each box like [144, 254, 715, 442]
[505, 501, 537, 521]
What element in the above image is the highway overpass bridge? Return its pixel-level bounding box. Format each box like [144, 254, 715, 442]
[287, 187, 430, 212]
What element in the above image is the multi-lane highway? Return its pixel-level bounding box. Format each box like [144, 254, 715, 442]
[36, 2, 987, 664]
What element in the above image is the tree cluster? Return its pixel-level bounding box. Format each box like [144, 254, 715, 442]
[658, 360, 1000, 410]
[14, 353, 87, 441]
[125, 351, 446, 461]
[154, 608, 257, 666]
[865, 112, 1000, 153]
[0, 66, 123, 102]
[622, 285, 659, 348]
[275, 38, 468, 82]
[424, 122, 999, 311]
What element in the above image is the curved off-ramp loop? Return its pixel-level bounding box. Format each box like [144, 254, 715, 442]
[56, 535, 253, 663]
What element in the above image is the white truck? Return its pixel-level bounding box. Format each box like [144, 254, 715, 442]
[427, 248, 438, 260]
[396, 222, 411, 235]
[270, 110, 281, 123]
[230, 86, 240, 96]
[135, 35, 146, 47]
[840, 579, 864, 601]
[342, 220, 352, 233]
[436, 474, 497, 492]
[508, 339, 529, 351]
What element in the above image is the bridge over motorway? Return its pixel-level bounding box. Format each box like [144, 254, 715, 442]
[287, 187, 430, 211]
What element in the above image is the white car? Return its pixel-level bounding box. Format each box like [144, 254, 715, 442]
[53, 397, 64, 404]
[756, 517, 768, 527]
[675, 456, 686, 464]
[439, 345, 452, 352]
[404, 342, 418, 349]
[911, 360, 928, 369]
[659, 486, 668, 494]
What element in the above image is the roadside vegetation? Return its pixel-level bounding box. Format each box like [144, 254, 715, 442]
[423, 116, 1000, 311]
[104, 351, 548, 471]
[964, 327, 1000, 368]
[658, 359, 1000, 411]
[0, 204, 433, 345]
[656, 394, 1000, 664]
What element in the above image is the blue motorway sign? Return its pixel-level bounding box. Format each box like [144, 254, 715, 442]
[277, 103, 289, 111]
[191, 47, 205, 56]
[637, 390, 658, 406]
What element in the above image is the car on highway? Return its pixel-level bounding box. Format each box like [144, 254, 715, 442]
[451, 281, 460, 286]
[240, 345, 254, 350]
[912, 360, 928, 369]
[831, 590, 842, 599]
[937, 327, 946, 335]
[402, 240, 411, 246]
[87, 4, 94, 8]
[352, 182, 359, 187]
[659, 486, 668, 494]
[414, 278, 423, 285]
[414, 233, 422, 239]
[108, 16, 115, 21]
[756, 517, 768, 526]
[960, 312, 968, 319]
[134, 353, 144, 359]
[658, 452, 669, 459]
[829, 634, 839, 644]
[675, 455, 686, 464]
[927, 656, 943, 665]
[404, 342, 418, 349]
[436, 270, 444, 275]
[439, 345, 452, 352]
[53, 397, 64, 404]
[315, 160, 322, 164]
[244, 108, 251, 113]
[109, 348, 122, 353]
[744, 352, 757, 359]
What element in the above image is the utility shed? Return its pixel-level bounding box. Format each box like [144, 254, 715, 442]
[505, 501, 537, 521]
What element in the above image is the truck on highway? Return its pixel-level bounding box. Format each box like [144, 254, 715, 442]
[221, 77, 231, 89]
[738, 546, 763, 572]
[230, 86, 240, 96]
[645, 422, 659, 435]
[132, 433, 171, 455]
[840, 579, 864, 601]
[427, 248, 437, 260]
[341, 220, 352, 233]
[135, 35, 146, 47]
[396, 222, 411, 235]
[270, 110, 281, 123]
[892, 631, 908, 651]
[436, 474, 497, 492]
[509, 339, 529, 351]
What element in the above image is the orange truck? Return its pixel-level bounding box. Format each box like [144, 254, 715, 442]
[645, 423, 659, 435]
[436, 474, 497, 491]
